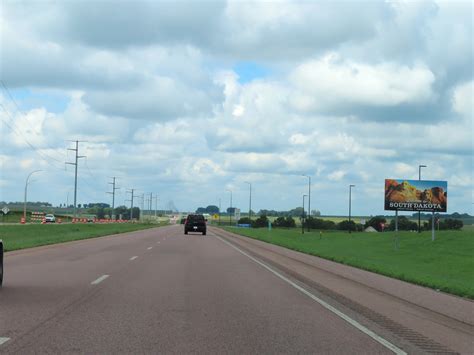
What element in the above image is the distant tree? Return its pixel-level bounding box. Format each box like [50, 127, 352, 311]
[337, 220, 356, 231]
[273, 216, 296, 228]
[227, 207, 236, 214]
[237, 217, 252, 225]
[288, 207, 304, 217]
[305, 217, 336, 230]
[205, 205, 219, 214]
[424, 218, 463, 230]
[444, 218, 463, 230]
[114, 206, 128, 219]
[131, 207, 140, 219]
[96, 207, 106, 219]
[195, 207, 206, 213]
[252, 215, 269, 228]
[388, 216, 417, 231]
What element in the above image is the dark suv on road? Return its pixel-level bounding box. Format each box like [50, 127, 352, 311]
[184, 214, 207, 235]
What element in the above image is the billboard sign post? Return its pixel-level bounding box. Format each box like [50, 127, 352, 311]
[385, 179, 447, 241]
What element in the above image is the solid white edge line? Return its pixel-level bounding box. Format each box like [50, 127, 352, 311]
[91, 274, 109, 285]
[0, 338, 10, 346]
[215, 235, 407, 355]
[130, 256, 138, 261]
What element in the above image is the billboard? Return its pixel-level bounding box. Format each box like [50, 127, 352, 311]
[385, 179, 447, 212]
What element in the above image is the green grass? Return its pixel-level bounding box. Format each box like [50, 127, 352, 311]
[223, 227, 474, 299]
[0, 223, 164, 252]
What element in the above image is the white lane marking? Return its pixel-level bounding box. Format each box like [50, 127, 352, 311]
[215, 236, 407, 355]
[0, 338, 10, 346]
[91, 274, 109, 285]
[156, 241, 160, 244]
[147, 247, 153, 250]
[129, 256, 138, 261]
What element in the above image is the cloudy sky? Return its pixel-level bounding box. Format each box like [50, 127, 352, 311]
[0, 0, 472, 215]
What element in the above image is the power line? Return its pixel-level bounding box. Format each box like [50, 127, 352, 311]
[0, 104, 65, 170]
[0, 80, 66, 158]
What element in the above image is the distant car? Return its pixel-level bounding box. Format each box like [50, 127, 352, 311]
[0, 239, 3, 286]
[44, 214, 56, 223]
[184, 214, 206, 235]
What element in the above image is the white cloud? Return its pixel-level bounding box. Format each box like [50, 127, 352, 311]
[453, 80, 473, 119]
[290, 53, 435, 112]
[328, 170, 347, 181]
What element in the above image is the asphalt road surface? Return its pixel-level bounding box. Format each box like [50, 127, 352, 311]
[1, 225, 472, 354]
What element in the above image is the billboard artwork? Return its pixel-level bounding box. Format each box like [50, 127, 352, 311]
[385, 179, 447, 212]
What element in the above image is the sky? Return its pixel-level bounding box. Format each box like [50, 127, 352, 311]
[0, 0, 472, 216]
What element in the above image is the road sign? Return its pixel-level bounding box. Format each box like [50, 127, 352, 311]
[212, 214, 219, 220]
[1, 207, 9, 215]
[234, 208, 240, 222]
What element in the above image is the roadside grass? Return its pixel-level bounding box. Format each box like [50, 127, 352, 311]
[0, 223, 164, 252]
[223, 227, 474, 299]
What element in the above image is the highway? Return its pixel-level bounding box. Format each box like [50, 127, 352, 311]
[1, 225, 472, 354]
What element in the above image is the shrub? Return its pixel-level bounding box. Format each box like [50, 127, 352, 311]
[423, 218, 463, 230]
[252, 215, 269, 228]
[337, 220, 363, 231]
[388, 216, 418, 231]
[304, 217, 336, 230]
[237, 217, 252, 225]
[273, 216, 296, 228]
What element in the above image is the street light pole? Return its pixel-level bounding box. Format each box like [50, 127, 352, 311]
[418, 165, 427, 233]
[302, 194, 307, 234]
[302, 175, 311, 231]
[349, 184, 355, 234]
[24, 170, 42, 222]
[245, 182, 252, 221]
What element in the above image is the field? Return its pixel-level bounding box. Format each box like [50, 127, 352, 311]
[0, 223, 163, 252]
[223, 227, 474, 299]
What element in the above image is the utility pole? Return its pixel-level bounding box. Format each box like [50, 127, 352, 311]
[218, 198, 221, 225]
[302, 194, 308, 234]
[302, 175, 311, 231]
[126, 189, 135, 220]
[245, 182, 252, 220]
[154, 195, 158, 218]
[149, 192, 153, 218]
[107, 177, 119, 218]
[66, 140, 86, 217]
[140, 194, 145, 221]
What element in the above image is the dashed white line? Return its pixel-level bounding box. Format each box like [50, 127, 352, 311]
[129, 256, 138, 261]
[91, 274, 109, 285]
[0, 338, 10, 346]
[147, 247, 153, 250]
[215, 235, 407, 355]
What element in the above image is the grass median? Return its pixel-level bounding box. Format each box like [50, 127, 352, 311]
[223, 227, 474, 299]
[0, 223, 164, 252]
